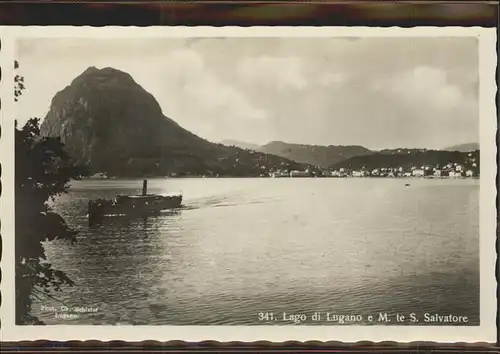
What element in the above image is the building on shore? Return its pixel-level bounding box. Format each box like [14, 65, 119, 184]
[352, 170, 369, 177]
[412, 169, 425, 177]
[271, 171, 290, 178]
[290, 170, 312, 177]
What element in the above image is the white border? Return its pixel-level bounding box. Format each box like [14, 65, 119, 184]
[0, 26, 497, 342]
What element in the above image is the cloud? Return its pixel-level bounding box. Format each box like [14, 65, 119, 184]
[372, 66, 477, 121]
[236, 56, 307, 90]
[317, 72, 349, 87]
[149, 48, 270, 141]
[363, 65, 478, 148]
[181, 74, 268, 121]
[16, 37, 479, 149]
[165, 48, 205, 76]
[394, 66, 465, 109]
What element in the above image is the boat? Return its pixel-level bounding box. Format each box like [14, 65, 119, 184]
[88, 180, 182, 221]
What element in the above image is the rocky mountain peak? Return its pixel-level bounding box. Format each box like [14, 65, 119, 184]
[39, 66, 198, 174]
[38, 67, 303, 177]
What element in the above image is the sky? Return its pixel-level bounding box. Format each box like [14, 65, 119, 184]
[16, 36, 479, 150]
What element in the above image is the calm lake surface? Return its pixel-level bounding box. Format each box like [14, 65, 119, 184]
[33, 178, 480, 325]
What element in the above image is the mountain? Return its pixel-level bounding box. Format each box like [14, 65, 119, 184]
[259, 141, 373, 168]
[444, 143, 479, 152]
[221, 139, 260, 151]
[40, 67, 306, 177]
[378, 148, 429, 154]
[331, 149, 479, 171]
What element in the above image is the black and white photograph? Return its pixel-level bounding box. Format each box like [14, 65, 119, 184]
[0, 26, 496, 342]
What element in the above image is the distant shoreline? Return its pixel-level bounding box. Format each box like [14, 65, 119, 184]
[80, 175, 480, 181]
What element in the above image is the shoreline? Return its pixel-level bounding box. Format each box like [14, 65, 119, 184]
[79, 175, 480, 181]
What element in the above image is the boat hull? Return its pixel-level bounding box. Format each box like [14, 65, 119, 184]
[88, 194, 182, 221]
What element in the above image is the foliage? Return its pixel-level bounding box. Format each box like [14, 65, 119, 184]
[15, 62, 86, 325]
[14, 60, 25, 102]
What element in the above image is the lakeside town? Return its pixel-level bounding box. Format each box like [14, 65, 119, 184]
[270, 152, 480, 179]
[87, 154, 480, 180]
[271, 163, 479, 178]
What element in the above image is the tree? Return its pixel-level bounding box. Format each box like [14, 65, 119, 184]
[14, 60, 25, 102]
[15, 61, 86, 324]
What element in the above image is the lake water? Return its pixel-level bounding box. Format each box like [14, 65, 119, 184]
[32, 177, 480, 325]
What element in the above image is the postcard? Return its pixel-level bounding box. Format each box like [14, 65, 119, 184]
[0, 26, 496, 342]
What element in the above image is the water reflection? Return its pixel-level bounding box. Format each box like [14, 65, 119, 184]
[88, 210, 182, 229]
[36, 209, 186, 325]
[32, 178, 479, 325]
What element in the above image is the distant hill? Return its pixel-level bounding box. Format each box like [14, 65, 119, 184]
[40, 67, 306, 177]
[259, 141, 373, 168]
[331, 149, 479, 171]
[379, 148, 429, 155]
[444, 143, 479, 152]
[221, 139, 260, 151]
